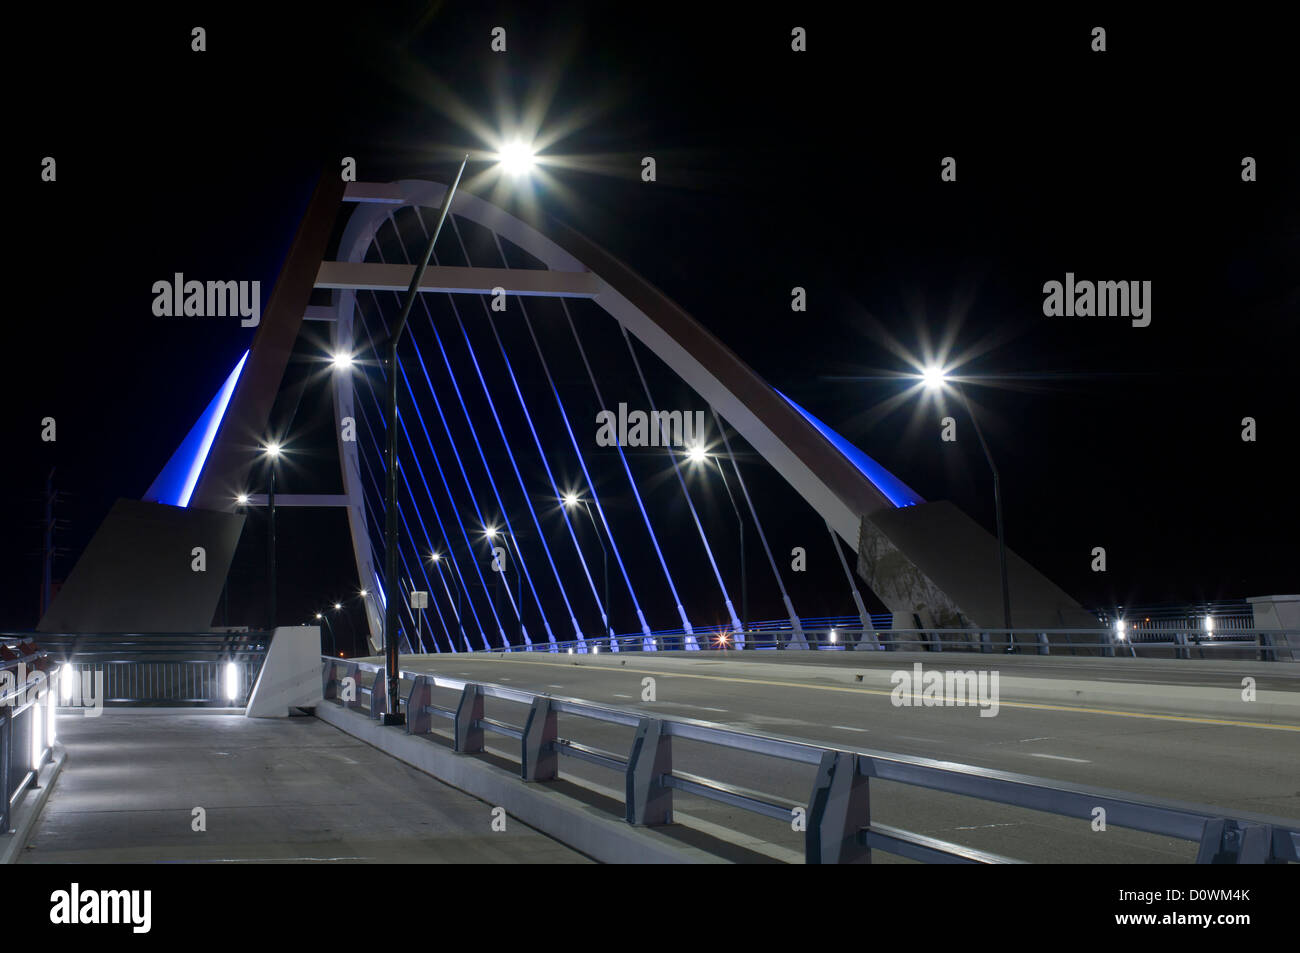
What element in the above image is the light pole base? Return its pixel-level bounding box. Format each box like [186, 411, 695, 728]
[380, 712, 406, 727]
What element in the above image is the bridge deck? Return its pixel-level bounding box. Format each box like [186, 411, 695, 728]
[21, 710, 590, 864]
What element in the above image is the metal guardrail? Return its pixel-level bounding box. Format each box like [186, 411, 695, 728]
[1, 643, 61, 834]
[321, 656, 1300, 864]
[7, 632, 272, 707]
[471, 627, 1297, 661]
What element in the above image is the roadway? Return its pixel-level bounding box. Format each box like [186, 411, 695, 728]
[373, 649, 1300, 863]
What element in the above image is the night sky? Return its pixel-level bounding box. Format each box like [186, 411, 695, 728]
[7, 4, 1297, 645]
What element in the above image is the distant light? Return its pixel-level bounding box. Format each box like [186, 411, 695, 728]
[333, 603, 342, 611]
[485, 526, 499, 539]
[1116, 620, 1127, 641]
[497, 140, 536, 176]
[568, 647, 574, 655]
[60, 663, 73, 703]
[830, 629, 838, 644]
[315, 613, 323, 620]
[1205, 616, 1214, 635]
[235, 493, 249, 505]
[921, 366, 948, 390]
[263, 442, 281, 458]
[330, 351, 354, 370]
[359, 589, 368, 597]
[562, 493, 579, 508]
[224, 662, 239, 701]
[592, 645, 599, 654]
[686, 445, 707, 464]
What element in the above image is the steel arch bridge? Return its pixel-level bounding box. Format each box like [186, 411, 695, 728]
[40, 173, 1094, 646]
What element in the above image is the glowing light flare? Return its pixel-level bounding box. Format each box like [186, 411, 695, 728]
[224, 662, 239, 702]
[496, 141, 537, 176]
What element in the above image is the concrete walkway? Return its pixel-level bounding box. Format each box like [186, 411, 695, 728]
[19, 710, 591, 864]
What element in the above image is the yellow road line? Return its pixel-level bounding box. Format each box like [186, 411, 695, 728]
[411, 656, 1300, 732]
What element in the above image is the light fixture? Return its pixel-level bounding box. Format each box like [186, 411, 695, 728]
[430, 552, 442, 562]
[562, 492, 579, 508]
[921, 366, 947, 390]
[830, 629, 838, 644]
[333, 603, 342, 611]
[497, 140, 536, 176]
[314, 612, 323, 620]
[263, 442, 281, 458]
[47, 682, 56, 746]
[60, 663, 73, 703]
[359, 589, 368, 597]
[1115, 620, 1127, 641]
[1205, 616, 1214, 636]
[485, 526, 499, 539]
[330, 351, 354, 370]
[686, 445, 707, 464]
[224, 662, 239, 702]
[235, 493, 249, 505]
[31, 696, 43, 770]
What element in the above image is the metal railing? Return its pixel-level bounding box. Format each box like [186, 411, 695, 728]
[468, 627, 1297, 661]
[1, 642, 61, 833]
[321, 656, 1300, 864]
[4, 632, 272, 707]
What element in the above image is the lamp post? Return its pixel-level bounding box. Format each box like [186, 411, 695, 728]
[564, 493, 610, 648]
[314, 611, 335, 657]
[687, 446, 747, 640]
[922, 368, 1013, 646]
[382, 155, 468, 724]
[263, 443, 281, 632]
[430, 552, 468, 651]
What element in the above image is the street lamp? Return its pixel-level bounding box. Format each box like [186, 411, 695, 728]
[262, 442, 281, 632]
[314, 611, 336, 657]
[687, 446, 747, 640]
[564, 493, 610, 648]
[921, 366, 1013, 645]
[429, 551, 468, 652]
[382, 155, 469, 724]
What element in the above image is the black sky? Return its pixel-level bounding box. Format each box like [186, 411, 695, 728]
[6, 3, 1297, 639]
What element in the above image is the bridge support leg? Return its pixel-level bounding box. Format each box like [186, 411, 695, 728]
[1197, 819, 1294, 863]
[626, 718, 672, 826]
[406, 676, 432, 735]
[454, 684, 484, 753]
[806, 751, 871, 864]
[521, 697, 558, 781]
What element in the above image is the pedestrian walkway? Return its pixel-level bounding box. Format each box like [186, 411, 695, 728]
[19, 711, 591, 864]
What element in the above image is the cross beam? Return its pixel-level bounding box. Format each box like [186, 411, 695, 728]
[314, 261, 601, 298]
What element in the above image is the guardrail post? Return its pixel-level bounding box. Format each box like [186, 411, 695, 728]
[626, 717, 672, 826]
[806, 750, 871, 864]
[1037, 632, 1050, 656]
[369, 669, 388, 719]
[1175, 631, 1190, 660]
[454, 684, 484, 753]
[406, 676, 432, 735]
[521, 696, 558, 781]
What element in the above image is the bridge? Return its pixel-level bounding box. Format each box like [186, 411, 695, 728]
[12, 175, 1299, 869]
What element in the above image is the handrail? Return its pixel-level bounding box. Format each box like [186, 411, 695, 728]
[321, 656, 1300, 864]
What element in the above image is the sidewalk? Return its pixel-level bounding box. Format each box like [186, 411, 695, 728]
[18, 710, 591, 864]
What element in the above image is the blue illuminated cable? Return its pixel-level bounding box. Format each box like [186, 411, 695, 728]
[564, 305, 697, 647]
[622, 325, 742, 643]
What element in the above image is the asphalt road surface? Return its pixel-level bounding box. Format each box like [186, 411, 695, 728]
[372, 650, 1300, 863]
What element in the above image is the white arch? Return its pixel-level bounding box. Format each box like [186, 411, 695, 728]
[331, 180, 919, 649]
